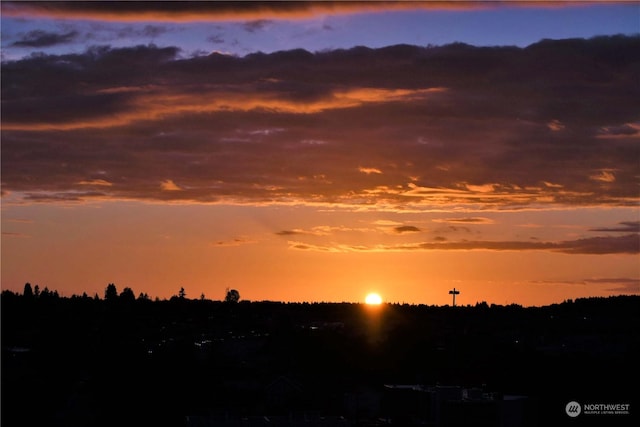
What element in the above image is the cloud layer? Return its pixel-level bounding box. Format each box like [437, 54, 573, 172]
[0, 1, 551, 22]
[279, 219, 639, 254]
[2, 36, 639, 210]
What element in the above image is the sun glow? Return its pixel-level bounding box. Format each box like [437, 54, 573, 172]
[365, 293, 383, 305]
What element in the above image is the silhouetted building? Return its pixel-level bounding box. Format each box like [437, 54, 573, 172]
[382, 384, 529, 427]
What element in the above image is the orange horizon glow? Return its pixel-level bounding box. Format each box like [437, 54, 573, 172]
[2, 200, 637, 307]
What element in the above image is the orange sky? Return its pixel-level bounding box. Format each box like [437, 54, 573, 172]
[2, 200, 638, 305]
[1, 1, 638, 305]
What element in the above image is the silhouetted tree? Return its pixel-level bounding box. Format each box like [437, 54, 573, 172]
[23, 283, 33, 299]
[178, 287, 186, 299]
[120, 287, 135, 302]
[34, 285, 40, 297]
[38, 287, 59, 300]
[225, 288, 240, 303]
[105, 283, 118, 301]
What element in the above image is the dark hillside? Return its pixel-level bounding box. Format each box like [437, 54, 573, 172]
[2, 292, 638, 427]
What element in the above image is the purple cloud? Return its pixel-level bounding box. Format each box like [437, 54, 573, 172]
[1, 36, 638, 210]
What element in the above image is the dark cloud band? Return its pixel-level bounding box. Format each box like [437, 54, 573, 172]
[2, 36, 639, 209]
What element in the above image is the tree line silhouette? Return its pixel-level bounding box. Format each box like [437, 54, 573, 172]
[2, 284, 638, 427]
[16, 281, 241, 304]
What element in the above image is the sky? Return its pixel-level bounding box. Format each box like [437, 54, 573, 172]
[1, 1, 639, 306]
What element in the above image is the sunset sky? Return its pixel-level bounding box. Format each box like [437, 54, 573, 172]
[1, 1, 639, 306]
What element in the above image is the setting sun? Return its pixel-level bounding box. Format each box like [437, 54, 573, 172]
[365, 293, 383, 305]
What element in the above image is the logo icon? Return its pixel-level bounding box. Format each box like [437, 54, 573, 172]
[566, 401, 581, 417]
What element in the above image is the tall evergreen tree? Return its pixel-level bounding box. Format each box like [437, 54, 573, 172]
[23, 283, 33, 299]
[105, 283, 118, 301]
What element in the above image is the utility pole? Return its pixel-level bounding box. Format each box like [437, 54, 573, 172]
[448, 288, 460, 306]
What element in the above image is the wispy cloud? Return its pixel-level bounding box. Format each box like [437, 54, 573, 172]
[433, 217, 494, 224]
[288, 232, 639, 254]
[590, 278, 640, 293]
[532, 277, 640, 293]
[160, 180, 182, 191]
[275, 230, 304, 236]
[590, 221, 640, 233]
[394, 225, 421, 234]
[590, 170, 616, 183]
[359, 167, 383, 175]
[243, 19, 272, 33]
[11, 29, 78, 47]
[77, 179, 113, 187]
[276, 225, 367, 237]
[212, 237, 257, 247]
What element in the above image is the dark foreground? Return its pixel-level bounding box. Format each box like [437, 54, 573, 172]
[2, 292, 638, 427]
